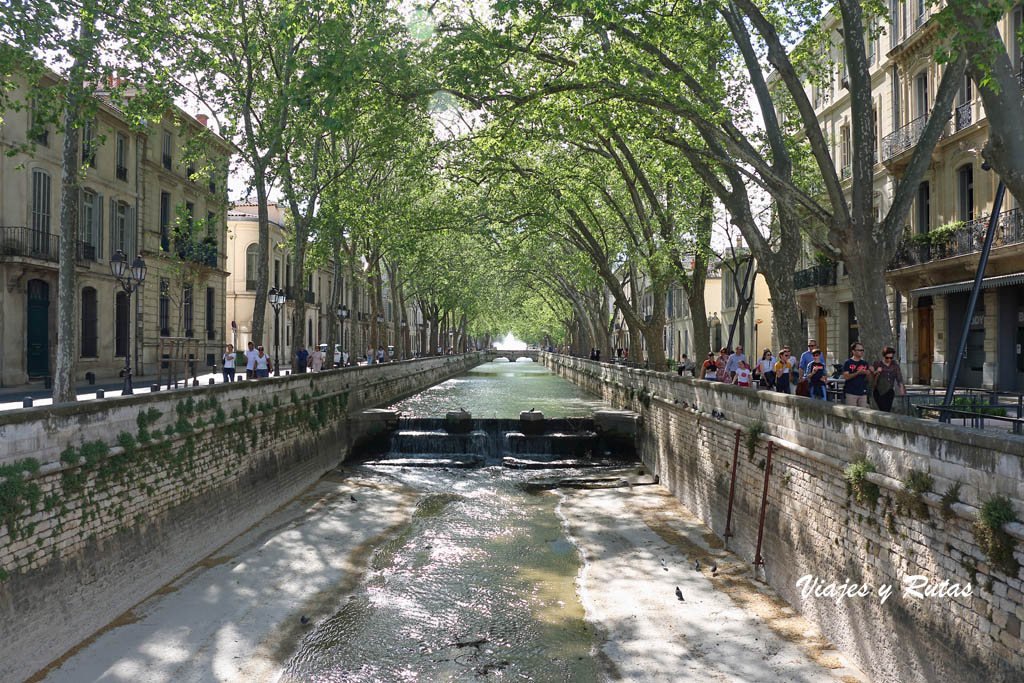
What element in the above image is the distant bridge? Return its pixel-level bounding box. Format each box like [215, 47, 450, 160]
[486, 349, 541, 362]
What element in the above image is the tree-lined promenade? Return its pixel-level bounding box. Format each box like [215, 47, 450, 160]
[3, 0, 1024, 396]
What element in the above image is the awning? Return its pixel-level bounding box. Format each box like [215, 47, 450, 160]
[910, 272, 1024, 298]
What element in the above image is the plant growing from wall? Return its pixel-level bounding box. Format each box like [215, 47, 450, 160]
[745, 421, 764, 461]
[895, 470, 934, 520]
[940, 482, 962, 521]
[844, 459, 880, 508]
[0, 459, 42, 537]
[973, 495, 1020, 577]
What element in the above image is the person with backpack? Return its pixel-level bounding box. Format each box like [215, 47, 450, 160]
[870, 346, 905, 412]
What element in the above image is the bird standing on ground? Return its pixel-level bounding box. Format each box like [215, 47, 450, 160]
[675, 587, 684, 601]
[693, 559, 700, 571]
[350, 495, 357, 503]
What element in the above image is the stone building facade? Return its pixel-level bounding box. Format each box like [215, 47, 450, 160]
[794, 2, 1024, 390]
[0, 74, 230, 387]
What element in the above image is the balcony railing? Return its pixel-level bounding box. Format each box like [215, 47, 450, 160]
[174, 239, 218, 267]
[882, 113, 929, 161]
[891, 209, 1024, 268]
[840, 164, 851, 180]
[116, 165, 128, 181]
[0, 226, 97, 263]
[794, 263, 837, 290]
[304, 290, 315, 305]
[955, 102, 972, 132]
[914, 10, 928, 30]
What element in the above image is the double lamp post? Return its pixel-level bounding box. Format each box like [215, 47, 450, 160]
[109, 249, 147, 395]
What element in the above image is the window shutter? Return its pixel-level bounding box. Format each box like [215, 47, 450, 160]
[96, 195, 104, 257]
[109, 197, 116, 257]
[127, 205, 136, 257]
[77, 187, 84, 244]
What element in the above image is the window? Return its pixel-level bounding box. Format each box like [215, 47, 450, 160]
[81, 190, 99, 252]
[82, 121, 96, 167]
[162, 130, 172, 169]
[958, 164, 974, 221]
[915, 72, 929, 119]
[916, 0, 926, 27]
[29, 102, 48, 146]
[206, 211, 215, 236]
[114, 202, 130, 254]
[81, 287, 98, 358]
[184, 202, 195, 238]
[840, 125, 851, 177]
[206, 287, 215, 340]
[31, 169, 51, 253]
[187, 158, 196, 181]
[115, 133, 128, 181]
[274, 258, 281, 288]
[867, 20, 876, 64]
[245, 243, 259, 290]
[159, 278, 170, 336]
[286, 256, 292, 288]
[959, 73, 973, 105]
[890, 0, 901, 48]
[160, 192, 171, 252]
[184, 284, 194, 337]
[891, 67, 901, 130]
[917, 182, 930, 234]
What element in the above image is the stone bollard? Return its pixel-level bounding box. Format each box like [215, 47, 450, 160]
[96, 389, 105, 399]
[445, 409, 473, 434]
[209, 378, 215, 385]
[22, 397, 33, 408]
[151, 384, 160, 392]
[519, 409, 545, 435]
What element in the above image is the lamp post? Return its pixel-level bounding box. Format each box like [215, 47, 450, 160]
[376, 313, 385, 362]
[337, 304, 349, 367]
[268, 287, 285, 376]
[110, 250, 147, 395]
[400, 319, 407, 360]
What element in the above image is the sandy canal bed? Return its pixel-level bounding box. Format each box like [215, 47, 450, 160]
[36, 466, 864, 682]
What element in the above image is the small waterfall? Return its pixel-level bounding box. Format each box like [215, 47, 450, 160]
[358, 418, 632, 468]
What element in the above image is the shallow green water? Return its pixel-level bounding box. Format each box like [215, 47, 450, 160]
[388, 359, 607, 418]
[281, 468, 603, 682]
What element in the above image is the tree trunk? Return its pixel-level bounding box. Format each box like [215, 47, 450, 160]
[842, 243, 893, 364]
[251, 173, 270, 345]
[54, 15, 93, 403]
[289, 222, 308, 373]
[326, 232, 342, 367]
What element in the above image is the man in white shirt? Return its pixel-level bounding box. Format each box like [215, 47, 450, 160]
[725, 345, 746, 379]
[245, 341, 259, 379]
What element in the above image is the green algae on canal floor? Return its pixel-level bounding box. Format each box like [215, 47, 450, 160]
[280, 469, 599, 681]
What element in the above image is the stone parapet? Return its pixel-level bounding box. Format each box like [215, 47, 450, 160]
[542, 352, 1024, 683]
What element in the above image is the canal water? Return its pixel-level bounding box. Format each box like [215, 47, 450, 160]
[389, 358, 607, 418]
[281, 359, 625, 681]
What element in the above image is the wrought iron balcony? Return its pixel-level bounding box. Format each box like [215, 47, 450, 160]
[116, 165, 128, 181]
[162, 153, 172, 170]
[174, 239, 218, 267]
[841, 164, 851, 180]
[0, 227, 97, 263]
[881, 113, 929, 161]
[955, 102, 972, 132]
[794, 263, 837, 290]
[890, 209, 1024, 268]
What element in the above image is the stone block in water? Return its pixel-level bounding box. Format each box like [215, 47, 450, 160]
[445, 410, 473, 433]
[519, 410, 545, 435]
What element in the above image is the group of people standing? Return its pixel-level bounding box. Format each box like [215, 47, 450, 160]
[677, 338, 905, 412]
[220, 341, 330, 382]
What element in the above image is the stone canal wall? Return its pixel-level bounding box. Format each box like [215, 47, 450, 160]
[0, 353, 483, 682]
[543, 352, 1024, 683]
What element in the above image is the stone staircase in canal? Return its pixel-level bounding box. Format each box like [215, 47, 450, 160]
[355, 410, 639, 469]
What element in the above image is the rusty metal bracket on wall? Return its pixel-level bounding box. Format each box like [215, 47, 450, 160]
[754, 441, 774, 568]
[724, 429, 741, 539]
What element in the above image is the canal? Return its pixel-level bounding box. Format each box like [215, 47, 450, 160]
[39, 359, 863, 682]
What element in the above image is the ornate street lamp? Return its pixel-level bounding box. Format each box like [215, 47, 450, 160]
[268, 287, 285, 376]
[110, 249, 146, 395]
[337, 304, 349, 366]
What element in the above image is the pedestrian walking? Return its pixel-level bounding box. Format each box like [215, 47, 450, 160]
[798, 339, 818, 379]
[870, 346, 905, 412]
[222, 344, 236, 383]
[310, 345, 325, 372]
[841, 342, 871, 407]
[254, 346, 270, 378]
[245, 341, 258, 379]
[807, 349, 827, 400]
[701, 352, 717, 380]
[367, 346, 375, 364]
[773, 348, 794, 394]
[295, 344, 309, 373]
[595, 348, 601, 362]
[725, 345, 746, 380]
[377, 346, 386, 363]
[756, 348, 775, 388]
[733, 359, 753, 387]
[715, 352, 730, 383]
